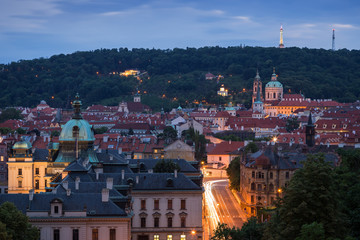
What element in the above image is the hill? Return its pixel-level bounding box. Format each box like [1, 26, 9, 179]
[0, 46, 359, 111]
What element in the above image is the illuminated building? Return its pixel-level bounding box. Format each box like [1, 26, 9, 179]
[279, 25, 284, 48]
[217, 84, 228, 96]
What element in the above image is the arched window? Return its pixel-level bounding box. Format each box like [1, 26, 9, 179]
[72, 126, 79, 138]
[273, 92, 276, 98]
[269, 183, 274, 192]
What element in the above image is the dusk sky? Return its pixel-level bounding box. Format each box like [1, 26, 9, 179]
[0, 0, 359, 63]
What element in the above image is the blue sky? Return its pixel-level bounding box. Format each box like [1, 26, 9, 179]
[0, 0, 359, 63]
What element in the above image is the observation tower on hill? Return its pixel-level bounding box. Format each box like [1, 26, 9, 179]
[279, 25, 284, 48]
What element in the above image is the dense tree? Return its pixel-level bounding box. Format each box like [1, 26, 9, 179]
[1, 47, 360, 109]
[158, 126, 178, 144]
[226, 157, 241, 191]
[182, 127, 207, 161]
[285, 117, 300, 132]
[93, 127, 108, 135]
[212, 217, 263, 240]
[263, 153, 346, 239]
[0, 108, 22, 123]
[153, 159, 180, 173]
[0, 202, 39, 240]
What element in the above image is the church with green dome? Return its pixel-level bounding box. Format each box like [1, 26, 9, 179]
[8, 94, 107, 194]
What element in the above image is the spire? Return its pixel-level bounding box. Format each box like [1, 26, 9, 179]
[255, 69, 260, 81]
[72, 93, 83, 119]
[279, 25, 284, 48]
[255, 82, 262, 102]
[271, 67, 277, 81]
[307, 112, 313, 126]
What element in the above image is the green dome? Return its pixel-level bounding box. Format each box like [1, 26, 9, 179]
[265, 81, 283, 88]
[13, 141, 32, 149]
[59, 119, 95, 142]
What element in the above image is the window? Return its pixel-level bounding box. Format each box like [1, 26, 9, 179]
[141, 217, 146, 228]
[35, 180, 39, 190]
[0, 156, 3, 161]
[92, 229, 98, 240]
[167, 235, 173, 240]
[167, 217, 173, 228]
[154, 235, 160, 240]
[154, 199, 159, 210]
[35, 168, 39, 175]
[181, 217, 186, 228]
[18, 168, 22, 176]
[271, 197, 275, 204]
[180, 235, 186, 240]
[154, 217, 159, 228]
[18, 180, 22, 188]
[45, 180, 47, 188]
[54, 229, 60, 240]
[273, 92, 276, 99]
[72, 229, 79, 240]
[219, 157, 222, 161]
[141, 199, 146, 210]
[54, 206, 59, 214]
[257, 184, 262, 191]
[251, 195, 254, 203]
[285, 172, 290, 179]
[257, 196, 261, 202]
[252, 171, 255, 178]
[109, 229, 116, 240]
[168, 199, 173, 209]
[269, 183, 274, 192]
[180, 199, 186, 210]
[270, 172, 273, 179]
[73, 126, 80, 138]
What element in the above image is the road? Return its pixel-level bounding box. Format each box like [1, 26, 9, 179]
[203, 179, 248, 239]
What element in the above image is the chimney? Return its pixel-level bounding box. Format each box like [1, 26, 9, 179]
[174, 169, 178, 178]
[75, 177, 80, 190]
[136, 175, 139, 184]
[66, 188, 71, 196]
[106, 178, 113, 190]
[102, 188, 109, 202]
[121, 169, 125, 180]
[62, 181, 68, 190]
[29, 189, 34, 201]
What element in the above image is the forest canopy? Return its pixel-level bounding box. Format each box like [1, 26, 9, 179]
[1, 46, 359, 110]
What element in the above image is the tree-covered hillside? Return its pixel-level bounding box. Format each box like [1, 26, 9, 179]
[1, 46, 359, 110]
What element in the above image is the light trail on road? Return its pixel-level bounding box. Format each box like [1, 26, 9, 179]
[203, 179, 227, 231]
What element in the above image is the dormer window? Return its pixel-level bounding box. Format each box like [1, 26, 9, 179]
[332, 124, 336, 129]
[343, 124, 347, 129]
[50, 198, 63, 217]
[323, 124, 327, 129]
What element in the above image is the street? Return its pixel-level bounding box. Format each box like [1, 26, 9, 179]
[203, 179, 248, 239]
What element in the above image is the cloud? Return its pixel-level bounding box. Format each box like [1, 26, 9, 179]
[0, 0, 62, 32]
[333, 23, 356, 29]
[233, 16, 251, 22]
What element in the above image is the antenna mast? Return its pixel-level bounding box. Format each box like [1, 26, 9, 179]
[332, 29, 335, 51]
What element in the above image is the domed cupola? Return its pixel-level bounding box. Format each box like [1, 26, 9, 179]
[55, 94, 98, 163]
[59, 94, 95, 142]
[265, 68, 283, 101]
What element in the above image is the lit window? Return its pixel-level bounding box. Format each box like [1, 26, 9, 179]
[167, 235, 173, 240]
[154, 235, 160, 240]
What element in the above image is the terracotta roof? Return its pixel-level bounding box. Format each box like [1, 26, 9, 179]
[208, 141, 244, 155]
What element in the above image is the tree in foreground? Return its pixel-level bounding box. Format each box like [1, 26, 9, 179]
[0, 202, 39, 240]
[212, 217, 263, 240]
[263, 153, 346, 239]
